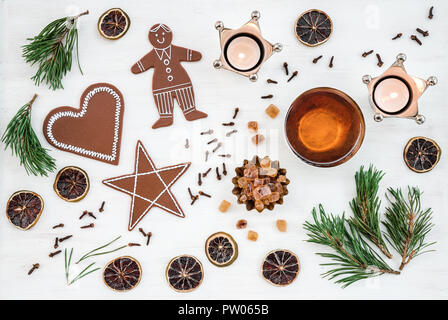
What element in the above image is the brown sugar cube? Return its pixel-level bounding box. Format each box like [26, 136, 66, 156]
[247, 121, 258, 133]
[251, 134, 265, 145]
[276, 219, 287, 232]
[236, 219, 247, 229]
[219, 200, 231, 213]
[265, 104, 280, 119]
[247, 230, 259, 241]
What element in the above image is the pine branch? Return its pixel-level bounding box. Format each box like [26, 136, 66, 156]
[382, 187, 435, 270]
[22, 10, 89, 90]
[1, 94, 56, 176]
[349, 165, 392, 258]
[304, 205, 399, 288]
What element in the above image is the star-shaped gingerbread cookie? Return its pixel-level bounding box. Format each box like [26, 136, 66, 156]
[102, 140, 190, 230]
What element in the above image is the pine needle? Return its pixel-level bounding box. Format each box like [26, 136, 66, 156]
[75, 236, 126, 264]
[349, 165, 392, 258]
[304, 205, 399, 288]
[65, 248, 99, 286]
[22, 10, 89, 90]
[382, 187, 435, 270]
[1, 94, 56, 176]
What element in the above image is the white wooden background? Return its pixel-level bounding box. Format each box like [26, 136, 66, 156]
[0, 0, 447, 300]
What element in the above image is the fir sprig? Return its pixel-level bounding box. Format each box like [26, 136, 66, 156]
[1, 94, 56, 176]
[349, 165, 392, 258]
[65, 248, 99, 285]
[22, 10, 89, 90]
[382, 187, 435, 270]
[304, 205, 399, 288]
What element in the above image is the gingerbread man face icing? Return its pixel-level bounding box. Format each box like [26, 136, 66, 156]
[148, 23, 173, 48]
[131, 23, 208, 129]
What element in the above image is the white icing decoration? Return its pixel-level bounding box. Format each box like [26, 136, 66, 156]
[45, 85, 122, 162]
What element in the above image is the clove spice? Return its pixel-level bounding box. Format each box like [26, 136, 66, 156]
[212, 142, 222, 153]
[54, 237, 59, 249]
[416, 28, 429, 37]
[199, 191, 211, 198]
[410, 34, 422, 45]
[428, 6, 434, 19]
[198, 173, 202, 186]
[287, 70, 298, 82]
[392, 33, 402, 40]
[376, 54, 384, 67]
[283, 62, 289, 75]
[88, 212, 96, 219]
[232, 107, 239, 119]
[49, 250, 62, 258]
[99, 201, 105, 212]
[226, 130, 237, 137]
[139, 227, 147, 238]
[191, 195, 199, 205]
[202, 168, 212, 177]
[205, 150, 210, 162]
[28, 263, 40, 275]
[216, 167, 222, 181]
[79, 210, 88, 219]
[185, 139, 190, 149]
[200, 129, 214, 135]
[128, 243, 141, 247]
[81, 223, 94, 229]
[218, 154, 231, 158]
[146, 232, 152, 246]
[207, 138, 218, 144]
[313, 55, 323, 63]
[59, 235, 72, 242]
[329, 56, 334, 68]
[261, 94, 273, 99]
[222, 122, 235, 126]
[52, 223, 64, 229]
[362, 50, 373, 57]
[222, 163, 227, 176]
[266, 79, 278, 84]
[188, 187, 195, 200]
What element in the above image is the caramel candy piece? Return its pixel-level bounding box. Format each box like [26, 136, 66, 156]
[247, 230, 259, 241]
[276, 219, 287, 232]
[219, 200, 231, 213]
[236, 219, 247, 229]
[265, 104, 280, 119]
[248, 121, 258, 133]
[252, 134, 265, 145]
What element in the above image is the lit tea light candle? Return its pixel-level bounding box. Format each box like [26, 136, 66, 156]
[373, 77, 410, 113]
[225, 36, 261, 71]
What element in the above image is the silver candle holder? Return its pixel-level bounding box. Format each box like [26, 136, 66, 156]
[362, 53, 437, 124]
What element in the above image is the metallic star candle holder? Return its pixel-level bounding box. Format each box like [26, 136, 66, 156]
[362, 53, 437, 124]
[213, 10, 282, 81]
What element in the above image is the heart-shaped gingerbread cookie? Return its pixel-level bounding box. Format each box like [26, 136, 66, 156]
[43, 83, 124, 165]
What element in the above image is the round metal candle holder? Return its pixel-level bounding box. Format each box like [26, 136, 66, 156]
[213, 11, 282, 81]
[362, 53, 437, 124]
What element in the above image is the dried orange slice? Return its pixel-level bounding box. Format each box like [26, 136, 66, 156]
[103, 256, 142, 291]
[166, 255, 203, 292]
[404, 136, 441, 173]
[262, 249, 300, 286]
[98, 8, 130, 40]
[295, 9, 332, 47]
[53, 166, 89, 202]
[205, 232, 238, 267]
[6, 191, 44, 230]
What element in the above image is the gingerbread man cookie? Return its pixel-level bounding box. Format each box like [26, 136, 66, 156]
[131, 23, 208, 129]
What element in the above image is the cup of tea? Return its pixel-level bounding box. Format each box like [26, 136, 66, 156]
[284, 87, 365, 167]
